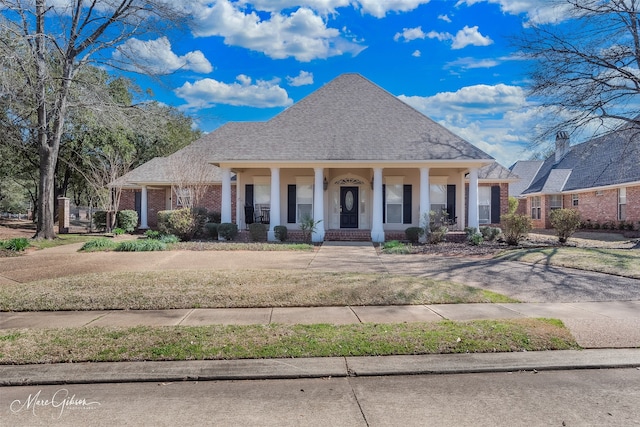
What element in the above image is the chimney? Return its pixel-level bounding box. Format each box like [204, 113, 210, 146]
[555, 131, 570, 164]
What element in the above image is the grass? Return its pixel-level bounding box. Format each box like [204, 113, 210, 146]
[0, 270, 517, 311]
[0, 319, 578, 364]
[495, 247, 640, 279]
[170, 241, 314, 251]
[29, 234, 101, 250]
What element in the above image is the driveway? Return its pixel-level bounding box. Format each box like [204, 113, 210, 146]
[380, 254, 640, 303]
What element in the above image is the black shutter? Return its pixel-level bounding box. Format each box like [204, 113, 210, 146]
[491, 185, 501, 224]
[382, 184, 386, 223]
[403, 185, 412, 224]
[447, 185, 456, 222]
[287, 185, 296, 223]
[245, 184, 254, 207]
[134, 191, 142, 225]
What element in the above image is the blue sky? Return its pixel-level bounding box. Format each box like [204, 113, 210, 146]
[117, 0, 572, 167]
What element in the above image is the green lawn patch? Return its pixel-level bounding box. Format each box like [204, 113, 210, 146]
[495, 247, 640, 279]
[0, 270, 517, 312]
[0, 319, 578, 364]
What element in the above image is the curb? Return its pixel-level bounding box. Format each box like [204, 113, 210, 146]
[2, 349, 639, 386]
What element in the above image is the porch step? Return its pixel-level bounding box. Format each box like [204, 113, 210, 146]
[324, 230, 371, 241]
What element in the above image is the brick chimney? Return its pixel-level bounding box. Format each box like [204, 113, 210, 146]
[555, 131, 570, 164]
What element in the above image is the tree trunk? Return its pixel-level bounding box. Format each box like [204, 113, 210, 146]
[35, 145, 57, 239]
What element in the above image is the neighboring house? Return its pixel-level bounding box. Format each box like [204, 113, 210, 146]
[511, 126, 640, 229]
[116, 73, 518, 241]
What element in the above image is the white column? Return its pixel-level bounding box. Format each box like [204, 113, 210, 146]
[371, 167, 384, 242]
[468, 168, 479, 229]
[221, 167, 232, 223]
[312, 167, 325, 242]
[459, 173, 466, 230]
[268, 167, 281, 241]
[419, 167, 430, 242]
[139, 185, 148, 229]
[235, 173, 243, 229]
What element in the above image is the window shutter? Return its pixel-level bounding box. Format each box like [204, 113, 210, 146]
[446, 185, 456, 222]
[287, 185, 296, 223]
[382, 184, 386, 223]
[245, 185, 254, 207]
[403, 184, 412, 224]
[491, 185, 501, 224]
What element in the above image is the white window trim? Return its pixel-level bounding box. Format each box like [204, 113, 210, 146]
[384, 176, 404, 224]
[295, 176, 314, 223]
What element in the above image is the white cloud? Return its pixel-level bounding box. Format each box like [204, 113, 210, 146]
[445, 56, 499, 70]
[394, 26, 426, 42]
[190, 1, 365, 62]
[451, 25, 493, 49]
[113, 37, 213, 74]
[357, 0, 432, 18]
[426, 30, 453, 42]
[455, 0, 572, 25]
[175, 75, 293, 109]
[438, 14, 452, 23]
[287, 70, 314, 86]
[412, 50, 421, 57]
[398, 84, 535, 166]
[236, 0, 432, 18]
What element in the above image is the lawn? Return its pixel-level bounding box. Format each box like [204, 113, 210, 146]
[495, 247, 640, 279]
[0, 319, 578, 364]
[0, 270, 516, 312]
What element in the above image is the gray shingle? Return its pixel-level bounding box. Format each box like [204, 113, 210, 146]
[199, 74, 494, 162]
[522, 124, 640, 194]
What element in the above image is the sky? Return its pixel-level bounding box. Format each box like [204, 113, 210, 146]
[117, 0, 573, 168]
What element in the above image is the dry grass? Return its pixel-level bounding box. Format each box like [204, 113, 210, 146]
[0, 319, 578, 364]
[0, 270, 516, 312]
[495, 247, 640, 279]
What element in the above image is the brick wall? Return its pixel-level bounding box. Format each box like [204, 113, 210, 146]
[119, 185, 237, 229]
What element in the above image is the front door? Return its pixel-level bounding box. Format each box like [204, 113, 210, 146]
[340, 187, 358, 228]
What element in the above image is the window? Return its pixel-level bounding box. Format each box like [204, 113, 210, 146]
[531, 196, 541, 220]
[296, 178, 313, 222]
[175, 188, 192, 207]
[572, 194, 579, 207]
[385, 184, 403, 224]
[478, 186, 491, 224]
[619, 187, 627, 220]
[253, 177, 271, 215]
[549, 195, 562, 210]
[430, 183, 447, 217]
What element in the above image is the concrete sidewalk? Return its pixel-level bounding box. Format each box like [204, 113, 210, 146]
[2, 301, 640, 348]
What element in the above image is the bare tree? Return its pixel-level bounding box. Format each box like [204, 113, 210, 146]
[0, 0, 185, 239]
[518, 0, 640, 142]
[168, 144, 217, 210]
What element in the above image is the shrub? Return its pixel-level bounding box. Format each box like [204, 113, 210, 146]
[116, 210, 138, 233]
[248, 223, 268, 242]
[156, 210, 172, 235]
[208, 211, 222, 224]
[508, 196, 519, 215]
[500, 213, 532, 245]
[462, 227, 482, 245]
[274, 225, 288, 242]
[79, 238, 117, 252]
[159, 234, 179, 244]
[157, 207, 207, 241]
[115, 239, 166, 252]
[144, 230, 161, 239]
[218, 223, 238, 240]
[549, 209, 581, 244]
[382, 240, 410, 254]
[300, 215, 322, 243]
[204, 223, 219, 240]
[1, 237, 30, 251]
[405, 227, 424, 244]
[428, 226, 448, 244]
[421, 211, 448, 245]
[93, 211, 108, 231]
[112, 228, 125, 235]
[480, 226, 501, 241]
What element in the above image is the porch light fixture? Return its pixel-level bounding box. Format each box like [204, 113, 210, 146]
[323, 177, 328, 191]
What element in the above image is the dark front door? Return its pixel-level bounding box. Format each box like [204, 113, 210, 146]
[340, 187, 358, 228]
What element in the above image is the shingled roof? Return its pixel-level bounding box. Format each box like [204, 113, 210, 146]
[520, 124, 640, 195]
[200, 73, 493, 163]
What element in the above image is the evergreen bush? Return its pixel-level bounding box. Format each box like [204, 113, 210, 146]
[404, 227, 424, 244]
[218, 223, 238, 240]
[116, 210, 138, 233]
[549, 208, 581, 244]
[274, 225, 288, 242]
[204, 223, 219, 239]
[248, 223, 267, 242]
[501, 213, 532, 245]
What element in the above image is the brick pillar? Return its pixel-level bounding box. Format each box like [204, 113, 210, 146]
[58, 197, 70, 234]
